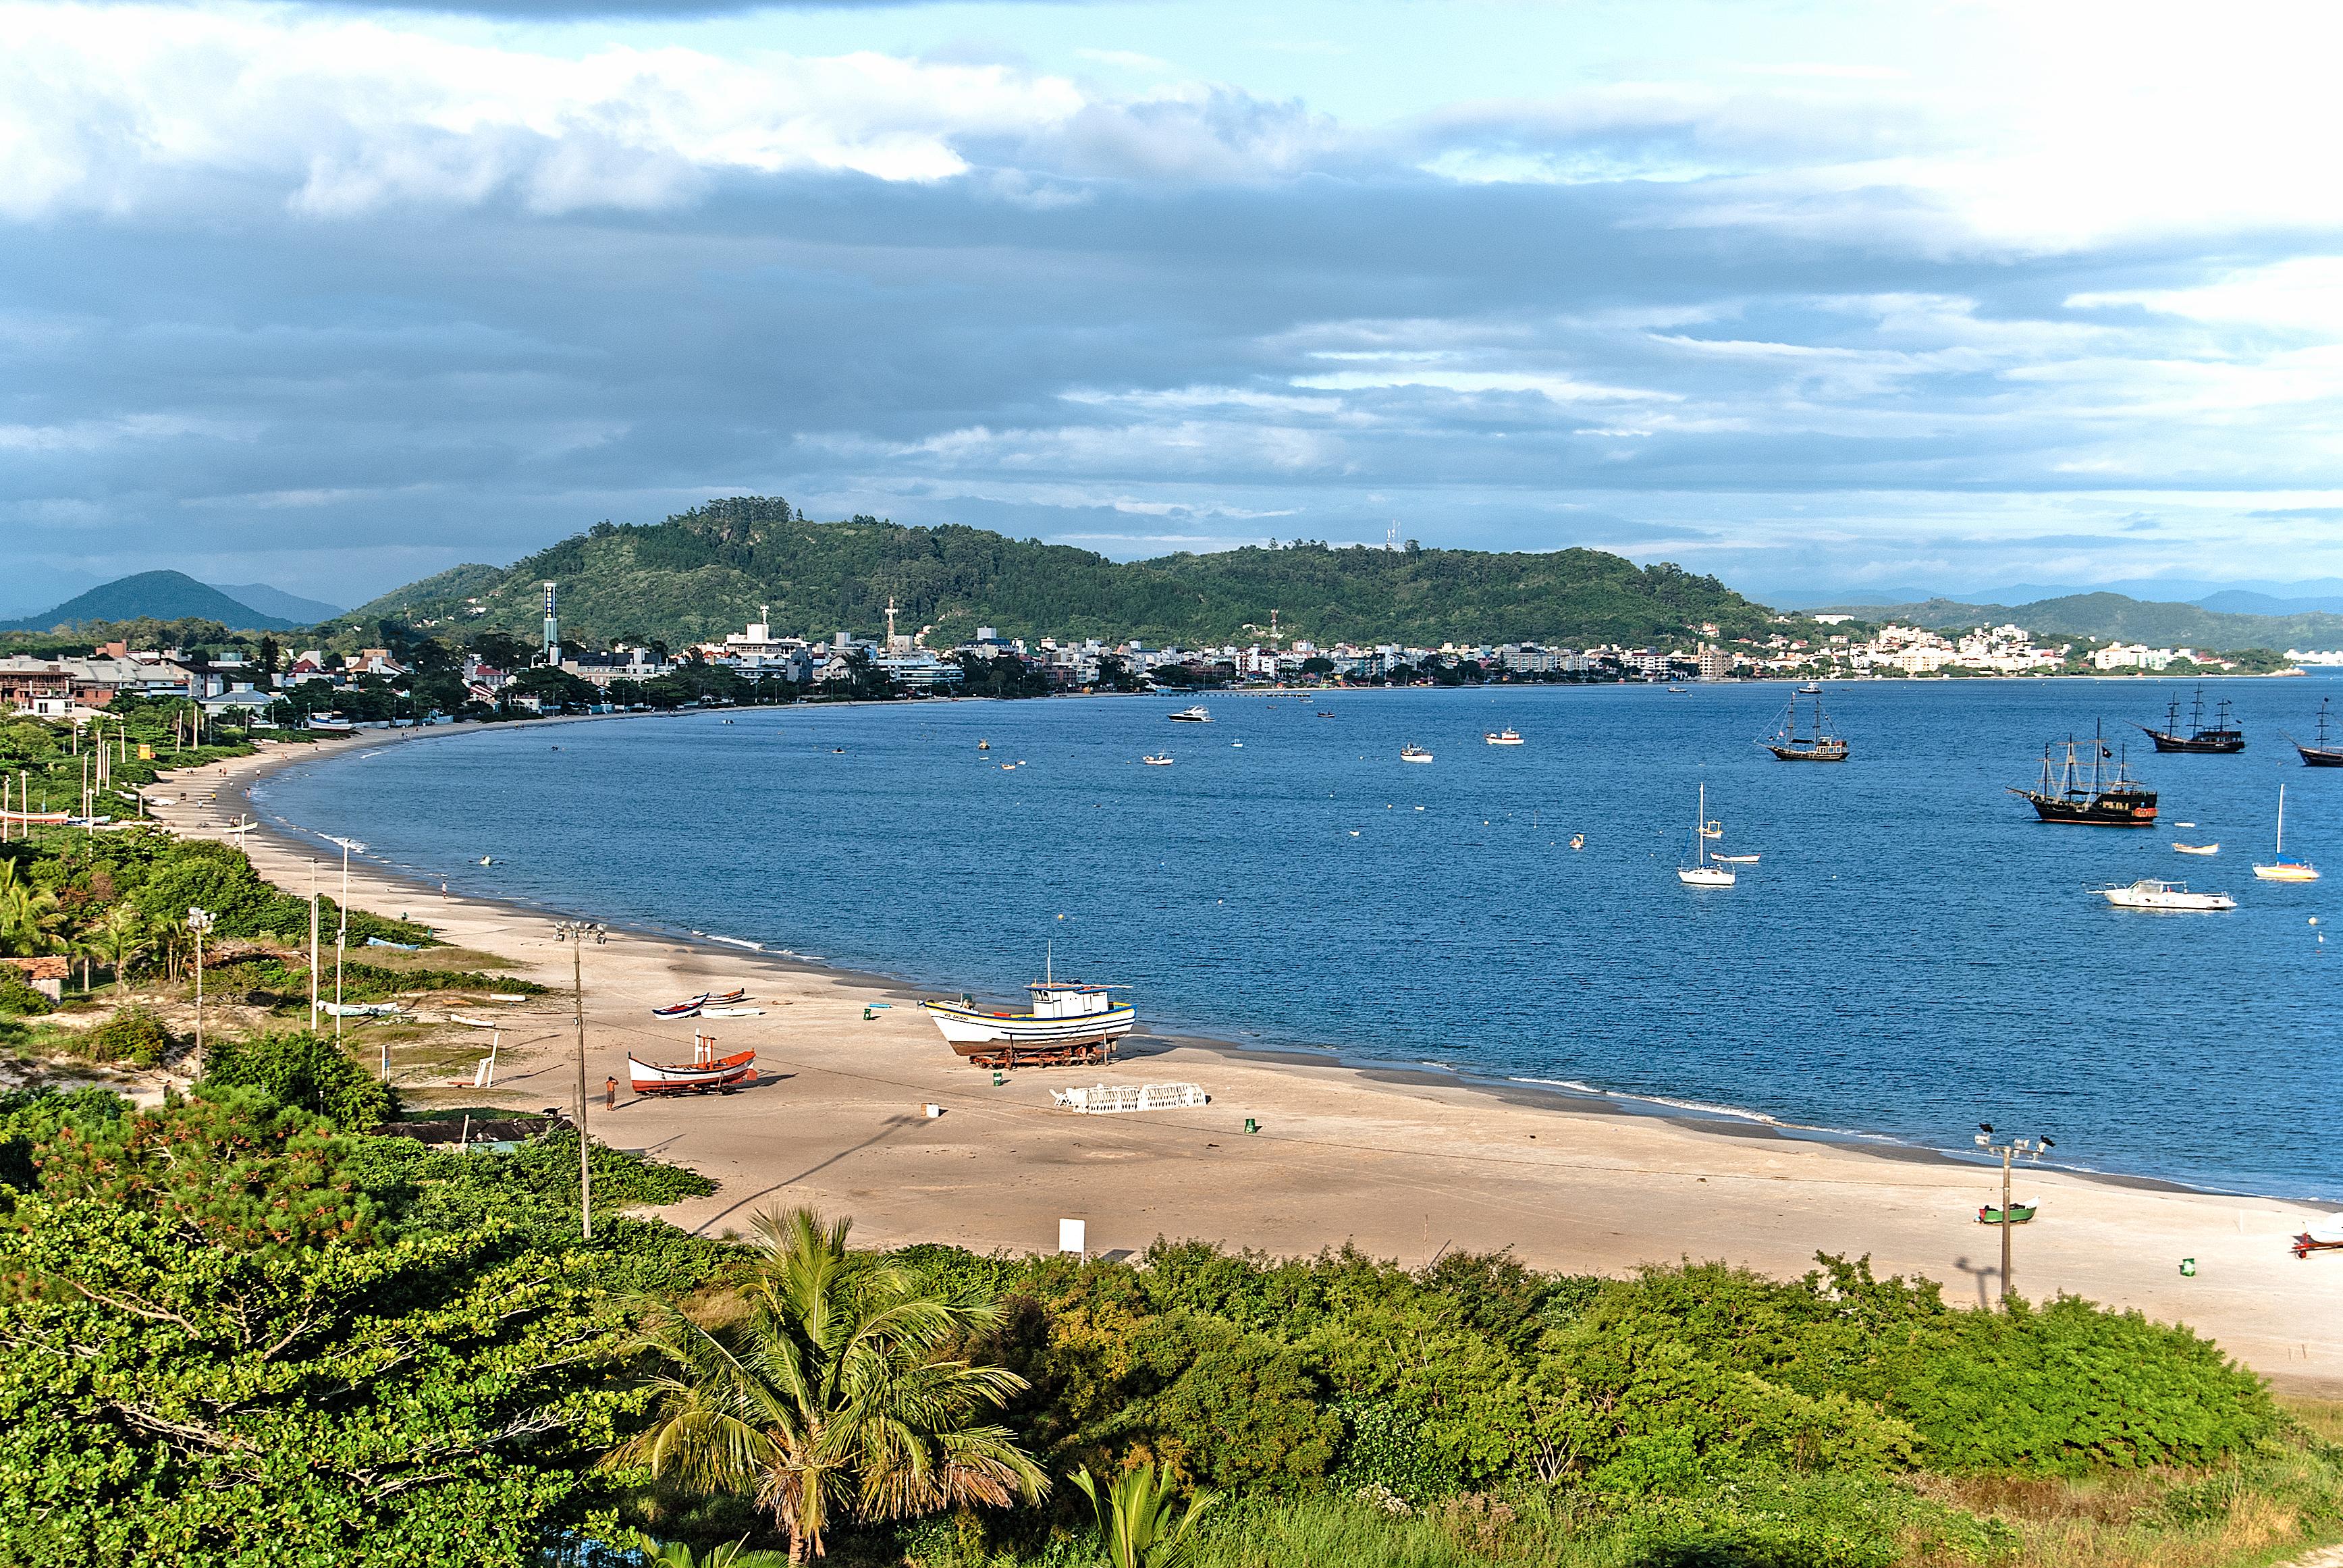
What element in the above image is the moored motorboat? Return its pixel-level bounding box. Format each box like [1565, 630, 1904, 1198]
[1484, 728, 1524, 746]
[2172, 842, 2219, 855]
[1143, 754, 1175, 765]
[1400, 744, 1434, 763]
[1168, 705, 1212, 722]
[2097, 877, 2236, 911]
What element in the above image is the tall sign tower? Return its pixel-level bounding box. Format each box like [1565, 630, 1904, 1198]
[541, 581, 560, 666]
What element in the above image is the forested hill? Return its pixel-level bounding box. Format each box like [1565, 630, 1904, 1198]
[352, 497, 1781, 649]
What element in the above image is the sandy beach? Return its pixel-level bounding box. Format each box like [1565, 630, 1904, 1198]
[145, 723, 2343, 1395]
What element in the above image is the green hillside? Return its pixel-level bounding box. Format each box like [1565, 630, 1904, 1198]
[1835, 592, 2343, 652]
[1, 570, 295, 633]
[350, 497, 1781, 650]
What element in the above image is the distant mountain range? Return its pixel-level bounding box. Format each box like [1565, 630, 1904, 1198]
[1775, 578, 2343, 620]
[347, 497, 1783, 650]
[0, 570, 346, 634]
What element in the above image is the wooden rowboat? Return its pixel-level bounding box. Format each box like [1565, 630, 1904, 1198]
[629, 1048, 756, 1096]
[1978, 1202, 2037, 1225]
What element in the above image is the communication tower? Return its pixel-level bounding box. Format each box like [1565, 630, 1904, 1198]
[541, 581, 560, 665]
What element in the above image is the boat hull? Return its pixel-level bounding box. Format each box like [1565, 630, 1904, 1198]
[629, 1049, 757, 1095]
[1766, 741, 1848, 761]
[2145, 730, 2244, 754]
[2299, 745, 2343, 767]
[922, 1000, 1136, 1066]
[2012, 788, 2158, 826]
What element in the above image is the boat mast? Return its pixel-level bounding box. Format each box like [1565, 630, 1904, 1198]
[2276, 784, 2286, 856]
[1695, 784, 1706, 869]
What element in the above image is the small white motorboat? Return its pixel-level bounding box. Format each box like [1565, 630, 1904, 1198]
[1484, 728, 1524, 746]
[2172, 841, 2219, 856]
[2098, 878, 2236, 911]
[1168, 705, 1212, 722]
[1143, 754, 1175, 765]
[1400, 744, 1434, 763]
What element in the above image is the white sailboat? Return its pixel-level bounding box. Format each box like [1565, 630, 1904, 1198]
[2253, 784, 2320, 882]
[1677, 784, 1735, 886]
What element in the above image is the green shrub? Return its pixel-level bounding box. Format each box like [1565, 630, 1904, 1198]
[81, 1004, 179, 1066]
[0, 974, 53, 1017]
[201, 1029, 399, 1129]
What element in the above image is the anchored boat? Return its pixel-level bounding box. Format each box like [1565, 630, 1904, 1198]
[1760, 685, 1848, 761]
[1484, 728, 1524, 746]
[1400, 744, 1434, 763]
[2009, 726, 2157, 826]
[1168, 705, 1212, 722]
[2253, 784, 2320, 882]
[2140, 686, 2244, 753]
[1677, 783, 1735, 887]
[2097, 878, 2236, 911]
[2291, 698, 2343, 767]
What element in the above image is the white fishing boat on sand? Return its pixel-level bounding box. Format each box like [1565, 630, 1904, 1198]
[922, 952, 1135, 1068]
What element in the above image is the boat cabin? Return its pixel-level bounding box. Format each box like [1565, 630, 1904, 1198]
[1027, 982, 1120, 1019]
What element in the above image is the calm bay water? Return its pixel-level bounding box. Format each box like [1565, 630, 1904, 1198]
[257, 679, 2343, 1198]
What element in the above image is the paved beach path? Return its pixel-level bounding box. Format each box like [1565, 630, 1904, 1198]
[153, 730, 2343, 1395]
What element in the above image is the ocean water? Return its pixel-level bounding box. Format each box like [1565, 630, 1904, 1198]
[256, 679, 2343, 1198]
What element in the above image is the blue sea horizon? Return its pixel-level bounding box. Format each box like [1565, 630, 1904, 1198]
[255, 678, 2343, 1201]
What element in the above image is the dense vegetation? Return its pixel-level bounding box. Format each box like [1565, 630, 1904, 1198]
[348, 497, 1783, 651]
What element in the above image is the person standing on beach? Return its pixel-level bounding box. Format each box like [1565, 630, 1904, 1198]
[605, 1075, 618, 1112]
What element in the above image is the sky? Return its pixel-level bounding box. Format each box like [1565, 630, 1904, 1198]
[7, 0, 2343, 613]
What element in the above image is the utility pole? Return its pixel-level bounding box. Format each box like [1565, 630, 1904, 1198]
[186, 907, 214, 1078]
[1973, 1123, 2056, 1305]
[333, 839, 350, 1042]
[554, 921, 606, 1239]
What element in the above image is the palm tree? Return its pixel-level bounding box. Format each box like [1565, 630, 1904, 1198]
[0, 861, 63, 958]
[1071, 1462, 1218, 1568]
[94, 904, 149, 996]
[632, 1534, 792, 1568]
[609, 1207, 1047, 1563]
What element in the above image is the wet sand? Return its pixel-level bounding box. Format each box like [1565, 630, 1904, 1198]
[146, 724, 2343, 1394]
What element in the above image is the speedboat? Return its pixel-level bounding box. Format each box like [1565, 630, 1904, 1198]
[1168, 705, 1212, 722]
[1142, 754, 1175, 766]
[2097, 878, 2236, 911]
[1484, 728, 1524, 746]
[1400, 744, 1434, 763]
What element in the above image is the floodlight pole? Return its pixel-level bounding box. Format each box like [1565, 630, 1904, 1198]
[554, 921, 606, 1239]
[186, 907, 214, 1079]
[1972, 1124, 2054, 1306]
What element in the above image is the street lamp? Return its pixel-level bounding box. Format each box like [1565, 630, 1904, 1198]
[1974, 1123, 2056, 1306]
[186, 907, 215, 1079]
[553, 920, 607, 1239]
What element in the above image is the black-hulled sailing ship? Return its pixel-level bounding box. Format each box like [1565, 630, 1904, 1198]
[1760, 685, 1848, 761]
[2292, 697, 2343, 767]
[2138, 686, 2244, 753]
[2009, 724, 2159, 826]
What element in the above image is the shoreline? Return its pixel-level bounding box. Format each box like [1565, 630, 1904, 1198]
[147, 716, 2343, 1395]
[225, 711, 2309, 1210]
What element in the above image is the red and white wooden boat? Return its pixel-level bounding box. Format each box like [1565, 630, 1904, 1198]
[630, 1033, 756, 1096]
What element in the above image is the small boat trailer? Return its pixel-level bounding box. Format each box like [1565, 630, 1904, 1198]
[2291, 1216, 2343, 1259]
